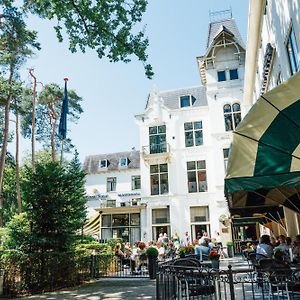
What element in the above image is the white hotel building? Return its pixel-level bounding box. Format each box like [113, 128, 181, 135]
[84, 15, 246, 245]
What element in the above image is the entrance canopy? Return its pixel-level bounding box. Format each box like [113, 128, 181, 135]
[225, 71, 300, 213]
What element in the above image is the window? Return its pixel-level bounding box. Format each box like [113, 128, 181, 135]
[229, 69, 238, 80]
[99, 159, 108, 168]
[217, 70, 226, 82]
[149, 125, 166, 154]
[180, 95, 196, 108]
[131, 175, 141, 190]
[184, 121, 203, 147]
[119, 157, 128, 167]
[101, 213, 141, 244]
[150, 163, 169, 195]
[223, 148, 230, 171]
[286, 25, 299, 75]
[152, 208, 170, 224]
[106, 200, 116, 207]
[187, 160, 207, 193]
[190, 206, 209, 222]
[224, 103, 241, 131]
[107, 177, 116, 192]
[190, 206, 210, 241]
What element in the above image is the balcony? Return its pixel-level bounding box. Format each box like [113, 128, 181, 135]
[142, 143, 171, 162]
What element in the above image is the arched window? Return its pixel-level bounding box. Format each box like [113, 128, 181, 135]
[224, 103, 241, 131]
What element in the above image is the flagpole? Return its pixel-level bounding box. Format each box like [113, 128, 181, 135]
[59, 77, 69, 164]
[60, 138, 64, 165]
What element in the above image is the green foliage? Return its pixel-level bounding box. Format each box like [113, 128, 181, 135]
[74, 240, 111, 256]
[107, 238, 123, 251]
[21, 155, 86, 253]
[23, 0, 153, 78]
[146, 246, 158, 257]
[20, 83, 83, 153]
[4, 213, 30, 251]
[0, 5, 40, 71]
[2, 155, 18, 224]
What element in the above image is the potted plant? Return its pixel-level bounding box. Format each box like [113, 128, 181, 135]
[226, 241, 234, 258]
[208, 248, 220, 269]
[146, 247, 159, 279]
[177, 245, 194, 258]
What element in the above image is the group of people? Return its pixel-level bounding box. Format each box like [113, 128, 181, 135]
[114, 230, 225, 273]
[246, 234, 300, 263]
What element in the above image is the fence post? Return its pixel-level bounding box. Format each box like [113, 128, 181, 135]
[0, 269, 3, 295]
[228, 265, 235, 300]
[90, 254, 96, 278]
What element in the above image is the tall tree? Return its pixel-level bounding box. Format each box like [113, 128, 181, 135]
[23, 0, 153, 78]
[21, 152, 86, 252]
[0, 5, 40, 224]
[21, 83, 83, 161]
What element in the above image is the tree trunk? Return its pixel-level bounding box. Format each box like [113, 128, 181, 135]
[0, 67, 14, 226]
[29, 69, 37, 172]
[15, 100, 22, 214]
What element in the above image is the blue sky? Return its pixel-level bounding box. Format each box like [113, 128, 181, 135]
[15, 1, 249, 163]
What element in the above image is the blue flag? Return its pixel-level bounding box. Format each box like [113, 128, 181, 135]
[58, 79, 69, 140]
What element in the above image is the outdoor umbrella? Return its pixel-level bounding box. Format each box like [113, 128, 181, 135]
[225, 71, 300, 213]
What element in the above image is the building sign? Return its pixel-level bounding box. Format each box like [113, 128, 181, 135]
[117, 192, 141, 197]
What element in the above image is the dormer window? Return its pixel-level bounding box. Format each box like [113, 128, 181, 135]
[217, 70, 226, 82]
[180, 95, 196, 108]
[119, 157, 128, 167]
[229, 69, 238, 80]
[99, 159, 108, 168]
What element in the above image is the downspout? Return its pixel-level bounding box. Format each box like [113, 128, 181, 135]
[243, 0, 265, 113]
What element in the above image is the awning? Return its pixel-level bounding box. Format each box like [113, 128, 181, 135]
[82, 213, 100, 236]
[225, 71, 300, 213]
[230, 206, 285, 229]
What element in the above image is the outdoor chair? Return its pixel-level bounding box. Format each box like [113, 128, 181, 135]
[172, 259, 215, 299]
[248, 252, 260, 271]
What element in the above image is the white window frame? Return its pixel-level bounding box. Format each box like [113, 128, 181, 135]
[179, 95, 196, 108]
[119, 157, 128, 167]
[99, 159, 108, 168]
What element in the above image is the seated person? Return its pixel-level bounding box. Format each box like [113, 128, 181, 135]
[114, 244, 135, 271]
[292, 235, 300, 262]
[165, 241, 176, 259]
[156, 242, 165, 261]
[274, 235, 290, 262]
[124, 242, 133, 258]
[256, 235, 273, 259]
[136, 242, 147, 271]
[195, 240, 210, 260]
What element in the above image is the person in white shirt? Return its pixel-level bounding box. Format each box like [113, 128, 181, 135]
[156, 242, 165, 261]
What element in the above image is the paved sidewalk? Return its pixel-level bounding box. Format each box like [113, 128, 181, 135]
[12, 278, 156, 300]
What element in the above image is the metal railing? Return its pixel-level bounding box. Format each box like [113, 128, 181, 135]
[94, 254, 149, 278]
[156, 262, 300, 299]
[142, 143, 170, 155]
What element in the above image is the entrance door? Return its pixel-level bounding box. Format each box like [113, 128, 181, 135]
[152, 226, 170, 241]
[191, 224, 210, 241]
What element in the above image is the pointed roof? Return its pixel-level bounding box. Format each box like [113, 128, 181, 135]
[207, 18, 245, 49]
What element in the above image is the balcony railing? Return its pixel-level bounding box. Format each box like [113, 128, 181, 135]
[142, 143, 170, 155]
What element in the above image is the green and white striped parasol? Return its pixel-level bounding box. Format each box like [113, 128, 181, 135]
[225, 71, 300, 213]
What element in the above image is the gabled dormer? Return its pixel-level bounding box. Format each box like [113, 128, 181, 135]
[197, 10, 246, 86]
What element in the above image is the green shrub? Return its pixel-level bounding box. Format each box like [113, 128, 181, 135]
[146, 247, 158, 257]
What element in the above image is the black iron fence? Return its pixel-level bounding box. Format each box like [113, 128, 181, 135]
[92, 254, 149, 278]
[156, 262, 300, 299]
[1, 253, 149, 297]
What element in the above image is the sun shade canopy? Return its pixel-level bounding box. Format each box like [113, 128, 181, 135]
[225, 71, 300, 213]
